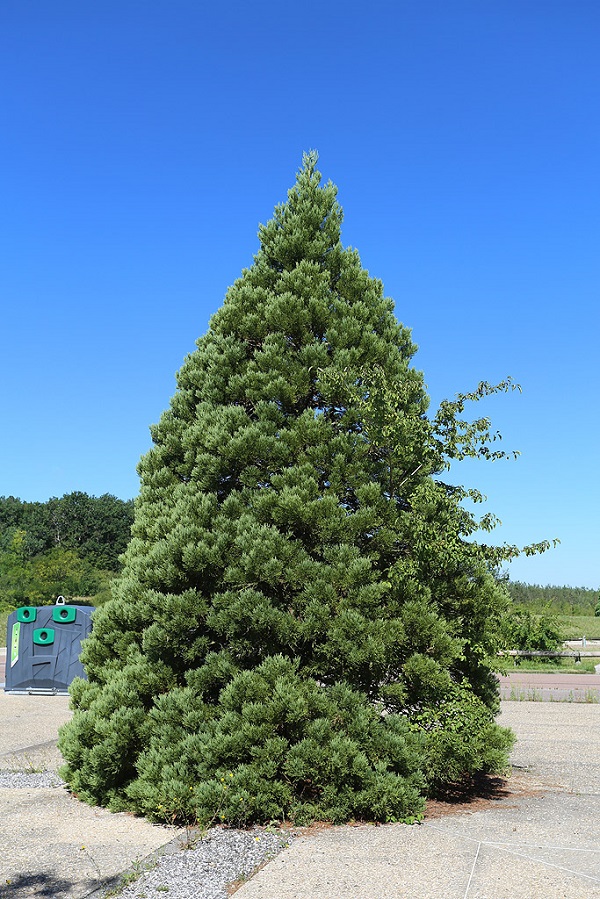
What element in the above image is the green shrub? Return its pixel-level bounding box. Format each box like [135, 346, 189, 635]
[501, 607, 562, 654]
[122, 656, 425, 826]
[408, 683, 515, 792]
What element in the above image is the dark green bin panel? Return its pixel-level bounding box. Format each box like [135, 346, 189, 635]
[33, 628, 55, 645]
[53, 606, 77, 623]
[16, 607, 37, 623]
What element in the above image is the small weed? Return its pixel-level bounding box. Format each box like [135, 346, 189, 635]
[104, 873, 137, 898]
[402, 813, 424, 825]
[507, 687, 544, 702]
[507, 685, 600, 704]
[103, 857, 156, 897]
[182, 824, 199, 849]
[8, 753, 46, 774]
[78, 845, 101, 877]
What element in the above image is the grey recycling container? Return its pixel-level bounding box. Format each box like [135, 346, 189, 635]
[5, 598, 95, 694]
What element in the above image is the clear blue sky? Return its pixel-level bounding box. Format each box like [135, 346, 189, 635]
[1, 1, 598, 589]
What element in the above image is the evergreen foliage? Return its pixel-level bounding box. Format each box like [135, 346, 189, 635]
[59, 153, 536, 825]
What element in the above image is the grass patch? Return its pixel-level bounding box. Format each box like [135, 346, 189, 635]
[557, 614, 600, 640]
[505, 657, 599, 674]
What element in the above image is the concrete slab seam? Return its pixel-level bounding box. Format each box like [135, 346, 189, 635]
[0, 739, 61, 758]
[486, 841, 600, 853]
[425, 823, 600, 886]
[78, 828, 192, 898]
[485, 844, 600, 885]
[463, 840, 481, 899]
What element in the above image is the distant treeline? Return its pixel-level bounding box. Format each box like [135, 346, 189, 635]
[2, 492, 597, 618]
[506, 580, 598, 615]
[0, 492, 134, 609]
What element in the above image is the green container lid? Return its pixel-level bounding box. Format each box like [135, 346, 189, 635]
[33, 627, 55, 645]
[16, 607, 37, 623]
[52, 606, 77, 623]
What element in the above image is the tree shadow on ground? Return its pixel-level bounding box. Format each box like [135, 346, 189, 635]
[425, 773, 515, 819]
[0, 870, 119, 898]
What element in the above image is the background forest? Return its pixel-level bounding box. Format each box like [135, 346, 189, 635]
[506, 582, 598, 616]
[0, 492, 134, 610]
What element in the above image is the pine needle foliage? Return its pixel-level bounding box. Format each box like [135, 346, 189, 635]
[59, 153, 520, 825]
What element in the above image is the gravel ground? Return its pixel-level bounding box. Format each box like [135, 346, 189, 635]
[114, 827, 295, 899]
[0, 771, 64, 789]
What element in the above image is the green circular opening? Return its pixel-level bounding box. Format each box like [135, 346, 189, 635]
[40, 631, 48, 641]
[23, 610, 31, 619]
[60, 610, 68, 618]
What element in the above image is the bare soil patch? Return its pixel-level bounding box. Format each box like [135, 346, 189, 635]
[424, 770, 546, 819]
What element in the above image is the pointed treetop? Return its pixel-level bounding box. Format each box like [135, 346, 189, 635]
[256, 151, 342, 270]
[301, 149, 319, 176]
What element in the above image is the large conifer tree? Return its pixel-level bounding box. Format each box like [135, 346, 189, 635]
[59, 153, 515, 825]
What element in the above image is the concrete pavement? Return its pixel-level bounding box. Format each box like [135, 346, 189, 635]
[0, 692, 184, 898]
[2, 648, 600, 897]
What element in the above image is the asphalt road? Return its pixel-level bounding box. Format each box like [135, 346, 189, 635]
[498, 670, 600, 701]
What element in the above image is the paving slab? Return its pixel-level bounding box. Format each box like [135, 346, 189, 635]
[234, 816, 600, 898]
[501, 700, 600, 793]
[233, 824, 478, 898]
[0, 787, 182, 898]
[427, 793, 600, 894]
[0, 693, 72, 769]
[0, 691, 183, 899]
